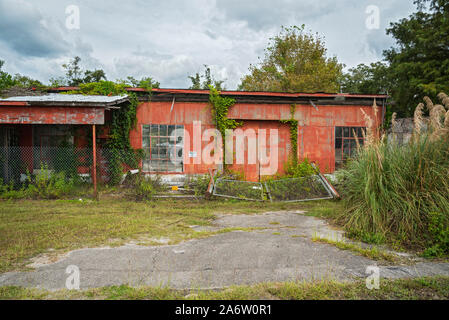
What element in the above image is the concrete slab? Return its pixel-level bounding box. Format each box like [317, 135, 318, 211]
[1, 211, 448, 290]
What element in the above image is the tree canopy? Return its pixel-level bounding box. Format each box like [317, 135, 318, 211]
[340, 62, 392, 95]
[383, 0, 449, 115]
[0, 59, 43, 94]
[188, 65, 225, 91]
[339, 0, 449, 116]
[119, 76, 160, 89]
[239, 25, 344, 93]
[59, 56, 107, 86]
[0, 60, 14, 91]
[1, 57, 160, 97]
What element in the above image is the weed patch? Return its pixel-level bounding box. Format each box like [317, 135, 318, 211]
[1, 277, 448, 300]
[311, 236, 398, 263]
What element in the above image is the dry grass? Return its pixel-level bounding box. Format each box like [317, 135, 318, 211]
[339, 93, 449, 255]
[1, 276, 448, 300]
[311, 236, 398, 263]
[413, 102, 426, 137]
[438, 92, 449, 109]
[0, 198, 341, 273]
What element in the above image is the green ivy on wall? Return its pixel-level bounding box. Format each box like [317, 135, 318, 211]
[280, 104, 299, 165]
[208, 86, 242, 166]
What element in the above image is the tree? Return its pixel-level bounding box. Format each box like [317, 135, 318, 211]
[239, 25, 344, 93]
[188, 65, 225, 91]
[383, 0, 449, 116]
[62, 56, 83, 86]
[0, 59, 43, 93]
[0, 60, 14, 91]
[188, 73, 201, 90]
[62, 56, 107, 86]
[122, 76, 160, 89]
[83, 69, 107, 83]
[340, 62, 392, 95]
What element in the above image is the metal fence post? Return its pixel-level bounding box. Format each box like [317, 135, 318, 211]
[92, 124, 97, 198]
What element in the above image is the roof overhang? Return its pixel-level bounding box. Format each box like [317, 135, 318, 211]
[0, 94, 128, 125]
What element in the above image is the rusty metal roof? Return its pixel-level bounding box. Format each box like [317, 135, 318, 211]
[0, 94, 129, 107]
[130, 88, 389, 99]
[42, 87, 387, 106]
[48, 86, 388, 99]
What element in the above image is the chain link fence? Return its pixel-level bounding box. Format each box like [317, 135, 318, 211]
[212, 178, 265, 201]
[0, 146, 139, 186]
[211, 175, 334, 203]
[264, 176, 333, 202]
[1, 146, 337, 202]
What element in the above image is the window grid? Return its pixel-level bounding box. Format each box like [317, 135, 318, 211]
[142, 124, 184, 173]
[335, 126, 366, 168]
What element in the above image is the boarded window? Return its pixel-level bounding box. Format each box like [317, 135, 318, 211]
[142, 124, 184, 172]
[335, 126, 365, 168]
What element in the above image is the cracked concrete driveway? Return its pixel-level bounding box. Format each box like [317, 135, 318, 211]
[1, 210, 449, 290]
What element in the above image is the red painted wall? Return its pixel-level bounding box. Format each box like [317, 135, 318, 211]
[0, 106, 105, 124]
[130, 101, 382, 180]
[130, 101, 215, 175]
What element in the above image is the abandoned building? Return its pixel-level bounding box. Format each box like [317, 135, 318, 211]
[0, 88, 387, 184]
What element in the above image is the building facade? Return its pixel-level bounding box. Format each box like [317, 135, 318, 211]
[128, 89, 386, 181]
[0, 88, 387, 183]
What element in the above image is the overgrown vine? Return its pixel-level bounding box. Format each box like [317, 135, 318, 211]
[281, 104, 299, 165]
[66, 81, 149, 184]
[208, 86, 242, 166]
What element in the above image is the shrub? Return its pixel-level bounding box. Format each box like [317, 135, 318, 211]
[284, 158, 318, 178]
[0, 165, 77, 200]
[261, 158, 318, 182]
[185, 174, 211, 197]
[423, 211, 449, 258]
[132, 174, 164, 201]
[26, 166, 75, 199]
[338, 94, 449, 255]
[0, 179, 27, 199]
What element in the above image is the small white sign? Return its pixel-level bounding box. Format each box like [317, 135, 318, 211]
[189, 151, 197, 158]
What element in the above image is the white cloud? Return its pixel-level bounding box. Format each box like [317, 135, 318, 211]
[0, 0, 416, 89]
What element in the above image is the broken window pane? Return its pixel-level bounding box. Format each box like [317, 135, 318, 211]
[336, 127, 342, 138]
[159, 125, 168, 136]
[335, 138, 342, 149]
[142, 136, 150, 148]
[143, 125, 150, 137]
[150, 124, 159, 136]
[357, 127, 363, 138]
[168, 125, 176, 136]
[143, 124, 184, 172]
[335, 126, 366, 168]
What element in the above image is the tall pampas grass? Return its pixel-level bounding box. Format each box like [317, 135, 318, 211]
[424, 96, 434, 112]
[360, 109, 374, 147]
[440, 92, 449, 132]
[338, 94, 449, 255]
[444, 110, 449, 129]
[438, 92, 449, 109]
[390, 112, 398, 142]
[413, 103, 425, 138]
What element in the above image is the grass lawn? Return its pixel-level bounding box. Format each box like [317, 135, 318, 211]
[1, 277, 448, 300]
[0, 198, 343, 273]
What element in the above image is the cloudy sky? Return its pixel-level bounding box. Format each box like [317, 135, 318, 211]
[0, 0, 416, 89]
